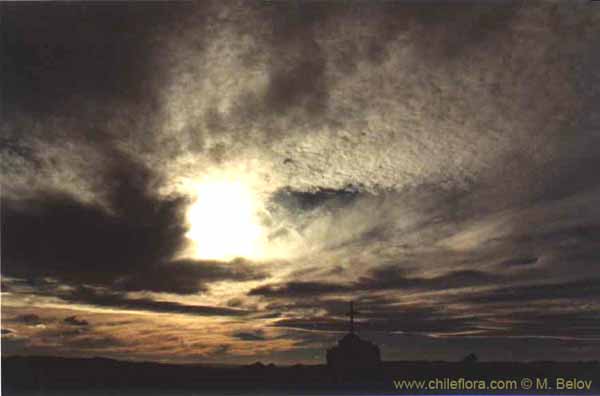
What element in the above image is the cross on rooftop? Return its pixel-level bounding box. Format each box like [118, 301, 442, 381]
[346, 301, 359, 334]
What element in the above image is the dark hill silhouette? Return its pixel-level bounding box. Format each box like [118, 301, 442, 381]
[2, 355, 599, 395]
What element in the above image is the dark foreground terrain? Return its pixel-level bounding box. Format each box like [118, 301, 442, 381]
[2, 356, 599, 395]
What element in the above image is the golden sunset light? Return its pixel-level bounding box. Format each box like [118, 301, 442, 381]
[186, 178, 266, 261]
[2, 1, 600, 394]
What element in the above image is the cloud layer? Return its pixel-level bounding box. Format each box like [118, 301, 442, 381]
[2, 1, 600, 363]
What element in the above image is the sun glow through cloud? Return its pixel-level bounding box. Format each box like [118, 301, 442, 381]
[185, 178, 265, 261]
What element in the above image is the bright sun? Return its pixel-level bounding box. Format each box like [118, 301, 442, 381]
[185, 178, 265, 261]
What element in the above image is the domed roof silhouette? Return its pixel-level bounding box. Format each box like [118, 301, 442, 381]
[326, 302, 381, 378]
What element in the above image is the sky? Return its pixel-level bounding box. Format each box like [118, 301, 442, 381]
[1, 1, 600, 365]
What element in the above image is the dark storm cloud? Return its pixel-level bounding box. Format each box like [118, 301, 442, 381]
[1, 154, 266, 295]
[272, 306, 476, 335]
[226, 298, 243, 308]
[211, 344, 231, 357]
[219, 2, 522, 139]
[39, 326, 89, 340]
[265, 296, 473, 337]
[256, 2, 519, 116]
[273, 317, 348, 333]
[256, 2, 342, 119]
[499, 256, 538, 267]
[178, 2, 345, 140]
[59, 286, 250, 317]
[402, 2, 519, 60]
[462, 278, 600, 304]
[249, 267, 504, 297]
[1, 153, 182, 282]
[271, 294, 600, 340]
[1, 2, 185, 117]
[501, 223, 600, 247]
[0, 2, 200, 206]
[259, 276, 600, 340]
[249, 281, 350, 298]
[13, 314, 43, 326]
[270, 186, 360, 212]
[232, 330, 268, 342]
[479, 310, 600, 339]
[114, 258, 267, 295]
[63, 316, 89, 327]
[357, 267, 506, 291]
[263, 41, 328, 118]
[66, 336, 125, 350]
[263, 295, 374, 316]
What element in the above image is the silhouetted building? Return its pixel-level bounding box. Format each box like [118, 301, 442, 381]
[326, 302, 381, 379]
